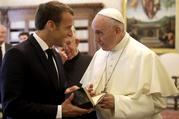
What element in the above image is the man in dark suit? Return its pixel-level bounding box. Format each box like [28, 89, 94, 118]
[60, 26, 92, 87]
[59, 27, 97, 119]
[0, 24, 12, 67]
[0, 24, 12, 105]
[0, 1, 90, 119]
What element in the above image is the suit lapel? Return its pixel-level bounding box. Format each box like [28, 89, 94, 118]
[29, 35, 59, 89]
[53, 50, 65, 90]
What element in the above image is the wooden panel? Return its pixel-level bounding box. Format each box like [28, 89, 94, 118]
[1, 3, 104, 55]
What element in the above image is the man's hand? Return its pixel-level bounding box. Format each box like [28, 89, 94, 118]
[99, 93, 115, 110]
[62, 93, 91, 117]
[65, 85, 80, 94]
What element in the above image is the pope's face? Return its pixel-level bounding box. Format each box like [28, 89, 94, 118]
[92, 15, 118, 51]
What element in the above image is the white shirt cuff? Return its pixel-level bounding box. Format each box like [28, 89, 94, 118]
[56, 105, 62, 119]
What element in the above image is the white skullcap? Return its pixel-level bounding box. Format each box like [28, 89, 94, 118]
[97, 8, 125, 24]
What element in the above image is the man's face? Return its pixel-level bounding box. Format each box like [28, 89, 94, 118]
[63, 36, 78, 60]
[53, 12, 73, 47]
[0, 26, 7, 44]
[92, 15, 118, 51]
[19, 35, 28, 42]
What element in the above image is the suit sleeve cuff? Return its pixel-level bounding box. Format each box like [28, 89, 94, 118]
[56, 105, 62, 119]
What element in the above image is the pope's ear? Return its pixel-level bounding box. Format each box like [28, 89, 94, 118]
[115, 26, 122, 34]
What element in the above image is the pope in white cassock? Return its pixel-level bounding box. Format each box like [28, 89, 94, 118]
[80, 8, 178, 119]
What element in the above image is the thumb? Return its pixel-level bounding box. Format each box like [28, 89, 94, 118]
[87, 84, 93, 90]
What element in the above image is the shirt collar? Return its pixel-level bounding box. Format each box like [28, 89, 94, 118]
[1, 42, 5, 56]
[1, 42, 5, 49]
[33, 32, 49, 51]
[111, 32, 129, 52]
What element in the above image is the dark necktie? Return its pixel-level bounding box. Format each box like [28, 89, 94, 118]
[45, 49, 59, 83]
[0, 46, 2, 67]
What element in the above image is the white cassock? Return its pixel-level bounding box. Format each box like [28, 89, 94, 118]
[80, 33, 178, 119]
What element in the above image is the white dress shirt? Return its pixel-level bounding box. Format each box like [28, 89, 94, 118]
[0, 42, 6, 58]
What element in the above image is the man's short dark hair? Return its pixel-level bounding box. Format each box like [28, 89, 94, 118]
[18, 32, 30, 38]
[35, 1, 74, 30]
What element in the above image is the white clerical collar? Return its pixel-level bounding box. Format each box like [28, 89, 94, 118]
[33, 32, 49, 51]
[111, 32, 129, 52]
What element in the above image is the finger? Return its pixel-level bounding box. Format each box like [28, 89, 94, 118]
[90, 91, 96, 96]
[66, 93, 74, 102]
[65, 85, 79, 94]
[86, 84, 96, 96]
[88, 84, 93, 89]
[102, 94, 112, 101]
[102, 97, 109, 102]
[86, 84, 93, 91]
[72, 106, 92, 114]
[99, 103, 108, 109]
[70, 85, 80, 91]
[64, 88, 71, 94]
[99, 100, 108, 105]
[88, 108, 94, 113]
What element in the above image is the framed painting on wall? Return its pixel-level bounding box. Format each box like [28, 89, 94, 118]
[123, 0, 177, 54]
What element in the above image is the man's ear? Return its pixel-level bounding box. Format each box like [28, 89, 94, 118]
[46, 20, 56, 31]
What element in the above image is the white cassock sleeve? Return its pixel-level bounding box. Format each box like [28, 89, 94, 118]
[113, 94, 165, 118]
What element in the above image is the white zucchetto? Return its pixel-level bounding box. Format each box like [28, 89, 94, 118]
[97, 8, 125, 24]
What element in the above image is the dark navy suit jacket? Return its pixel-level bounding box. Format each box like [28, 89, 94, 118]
[0, 35, 66, 119]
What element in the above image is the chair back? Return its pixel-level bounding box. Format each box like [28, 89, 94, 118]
[160, 53, 179, 110]
[160, 53, 179, 77]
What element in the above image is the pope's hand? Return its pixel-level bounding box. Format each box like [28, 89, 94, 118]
[86, 84, 95, 96]
[99, 93, 115, 110]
